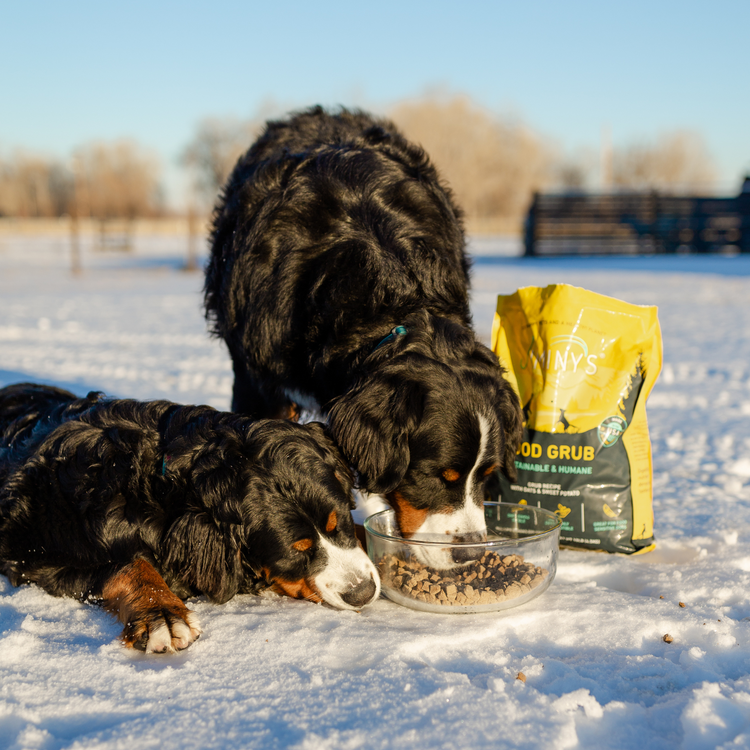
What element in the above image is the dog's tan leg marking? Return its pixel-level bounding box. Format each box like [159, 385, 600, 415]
[102, 559, 202, 654]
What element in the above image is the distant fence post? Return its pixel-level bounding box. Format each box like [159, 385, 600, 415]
[70, 155, 84, 274]
[186, 204, 198, 271]
[524, 192, 538, 257]
[69, 211, 82, 274]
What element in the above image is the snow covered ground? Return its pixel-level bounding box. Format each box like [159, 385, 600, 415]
[2, 234, 750, 750]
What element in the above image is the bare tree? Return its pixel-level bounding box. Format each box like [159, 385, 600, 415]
[552, 147, 598, 192]
[181, 100, 287, 210]
[181, 116, 272, 209]
[72, 140, 162, 251]
[389, 95, 554, 228]
[612, 131, 717, 193]
[75, 140, 162, 219]
[0, 152, 73, 217]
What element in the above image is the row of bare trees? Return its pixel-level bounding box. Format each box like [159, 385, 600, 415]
[0, 141, 162, 219]
[180, 95, 720, 232]
[0, 95, 720, 231]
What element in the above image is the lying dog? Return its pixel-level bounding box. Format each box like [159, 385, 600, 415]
[0, 383, 379, 653]
[205, 106, 523, 567]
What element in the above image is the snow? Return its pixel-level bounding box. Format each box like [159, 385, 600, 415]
[2, 234, 750, 749]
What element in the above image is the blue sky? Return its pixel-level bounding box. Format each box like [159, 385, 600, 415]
[2, 0, 748, 206]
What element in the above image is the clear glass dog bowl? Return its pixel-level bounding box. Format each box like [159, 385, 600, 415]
[364, 502, 561, 614]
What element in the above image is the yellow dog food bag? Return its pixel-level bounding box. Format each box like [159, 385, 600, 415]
[491, 284, 662, 554]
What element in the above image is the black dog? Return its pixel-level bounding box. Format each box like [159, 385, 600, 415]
[205, 106, 523, 568]
[0, 383, 379, 653]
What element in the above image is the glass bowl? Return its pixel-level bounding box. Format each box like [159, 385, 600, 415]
[364, 502, 561, 614]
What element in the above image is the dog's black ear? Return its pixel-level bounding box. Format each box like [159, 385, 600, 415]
[327, 376, 423, 495]
[467, 341, 524, 482]
[162, 512, 244, 604]
[166, 428, 247, 515]
[301, 421, 355, 496]
[161, 426, 248, 602]
[496, 378, 523, 482]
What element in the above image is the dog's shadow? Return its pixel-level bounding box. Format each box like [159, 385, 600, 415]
[0, 369, 104, 398]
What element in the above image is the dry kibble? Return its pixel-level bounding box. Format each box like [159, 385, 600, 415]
[506, 582, 523, 597]
[377, 550, 549, 609]
[516, 672, 526, 682]
[663, 634, 674, 643]
[679, 602, 686, 608]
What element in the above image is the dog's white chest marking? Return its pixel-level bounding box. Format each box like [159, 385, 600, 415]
[283, 388, 321, 414]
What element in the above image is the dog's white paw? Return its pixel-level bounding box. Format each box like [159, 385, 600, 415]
[129, 608, 202, 654]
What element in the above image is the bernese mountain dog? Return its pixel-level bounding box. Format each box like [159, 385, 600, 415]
[0, 383, 379, 653]
[205, 106, 523, 568]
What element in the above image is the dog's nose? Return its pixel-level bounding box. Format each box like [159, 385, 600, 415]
[341, 576, 378, 608]
[451, 531, 485, 564]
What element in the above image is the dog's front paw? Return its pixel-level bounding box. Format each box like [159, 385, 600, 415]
[102, 559, 203, 654]
[124, 607, 202, 654]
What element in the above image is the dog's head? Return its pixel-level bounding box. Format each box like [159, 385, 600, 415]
[328, 315, 523, 568]
[163, 417, 379, 609]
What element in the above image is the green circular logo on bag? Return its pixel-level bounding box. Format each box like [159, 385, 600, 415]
[598, 416, 627, 447]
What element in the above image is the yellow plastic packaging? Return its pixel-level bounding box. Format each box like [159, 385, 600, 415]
[491, 284, 662, 553]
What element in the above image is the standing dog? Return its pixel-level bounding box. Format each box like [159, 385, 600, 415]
[0, 383, 379, 653]
[205, 107, 523, 567]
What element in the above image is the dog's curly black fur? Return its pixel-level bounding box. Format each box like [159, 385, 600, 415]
[205, 106, 523, 550]
[0, 383, 378, 652]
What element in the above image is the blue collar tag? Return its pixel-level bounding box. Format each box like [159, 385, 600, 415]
[373, 325, 408, 351]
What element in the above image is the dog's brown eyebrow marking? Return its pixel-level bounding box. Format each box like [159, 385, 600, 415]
[388, 491, 428, 538]
[325, 510, 337, 533]
[442, 468, 461, 482]
[483, 463, 500, 476]
[292, 538, 313, 552]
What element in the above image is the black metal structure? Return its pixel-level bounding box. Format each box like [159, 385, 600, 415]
[524, 177, 750, 256]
